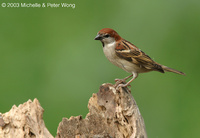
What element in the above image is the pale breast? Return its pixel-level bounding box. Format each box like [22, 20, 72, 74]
[103, 42, 139, 73]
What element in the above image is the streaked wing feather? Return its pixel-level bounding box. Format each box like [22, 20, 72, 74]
[115, 39, 164, 73]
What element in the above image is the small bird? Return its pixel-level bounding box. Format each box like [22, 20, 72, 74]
[94, 28, 185, 88]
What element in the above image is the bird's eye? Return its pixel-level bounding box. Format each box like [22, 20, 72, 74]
[104, 34, 110, 38]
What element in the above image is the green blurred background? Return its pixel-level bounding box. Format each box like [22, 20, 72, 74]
[0, 0, 200, 137]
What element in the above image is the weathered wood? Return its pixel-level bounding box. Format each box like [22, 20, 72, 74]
[0, 83, 147, 138]
[56, 83, 147, 138]
[0, 99, 53, 138]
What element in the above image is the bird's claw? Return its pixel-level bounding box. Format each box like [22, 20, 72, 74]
[114, 78, 126, 83]
[115, 83, 131, 93]
[114, 78, 131, 90]
[116, 84, 126, 90]
[114, 78, 126, 88]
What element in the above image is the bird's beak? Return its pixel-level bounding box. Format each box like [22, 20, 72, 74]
[94, 34, 103, 40]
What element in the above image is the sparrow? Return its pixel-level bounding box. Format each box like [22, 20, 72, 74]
[94, 28, 185, 88]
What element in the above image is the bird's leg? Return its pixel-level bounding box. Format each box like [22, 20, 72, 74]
[116, 73, 138, 89]
[114, 74, 133, 83]
[114, 74, 133, 88]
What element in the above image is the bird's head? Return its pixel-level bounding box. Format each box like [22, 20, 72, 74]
[94, 28, 121, 46]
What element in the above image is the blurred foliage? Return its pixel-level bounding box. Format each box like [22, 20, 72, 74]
[0, 0, 200, 137]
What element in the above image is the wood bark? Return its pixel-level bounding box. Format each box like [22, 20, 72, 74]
[0, 83, 147, 138]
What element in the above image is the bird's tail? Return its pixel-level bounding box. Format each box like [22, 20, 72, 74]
[162, 65, 185, 75]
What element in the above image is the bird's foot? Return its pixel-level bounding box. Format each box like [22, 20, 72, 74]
[114, 78, 126, 83]
[116, 83, 130, 89]
[114, 78, 131, 90]
[114, 83, 131, 93]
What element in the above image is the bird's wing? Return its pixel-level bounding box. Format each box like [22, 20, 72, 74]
[115, 39, 164, 73]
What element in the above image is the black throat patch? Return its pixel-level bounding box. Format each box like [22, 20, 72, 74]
[101, 41, 105, 47]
